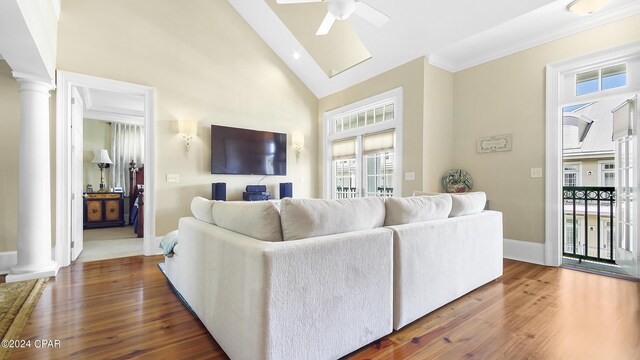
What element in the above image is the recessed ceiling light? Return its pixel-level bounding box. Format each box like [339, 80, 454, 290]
[567, 0, 608, 16]
[292, 51, 301, 60]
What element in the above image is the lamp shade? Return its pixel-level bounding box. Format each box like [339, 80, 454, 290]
[179, 119, 198, 136]
[291, 131, 304, 149]
[91, 149, 113, 164]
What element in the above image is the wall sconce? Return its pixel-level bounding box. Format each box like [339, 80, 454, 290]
[291, 131, 304, 160]
[178, 119, 198, 153]
[91, 149, 113, 192]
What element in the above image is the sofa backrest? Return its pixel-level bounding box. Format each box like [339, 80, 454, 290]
[384, 194, 452, 226]
[280, 197, 386, 241]
[449, 192, 486, 217]
[211, 201, 283, 242]
[191, 196, 216, 224]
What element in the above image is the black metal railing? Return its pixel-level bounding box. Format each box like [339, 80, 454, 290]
[563, 186, 615, 264]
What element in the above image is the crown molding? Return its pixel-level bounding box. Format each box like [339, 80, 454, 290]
[447, 2, 640, 73]
[427, 54, 456, 73]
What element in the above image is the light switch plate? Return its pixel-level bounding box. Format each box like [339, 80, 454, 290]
[166, 174, 180, 183]
[405, 172, 416, 181]
[530, 168, 543, 178]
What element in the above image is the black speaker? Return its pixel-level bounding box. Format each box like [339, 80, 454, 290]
[279, 182, 293, 199]
[212, 182, 226, 201]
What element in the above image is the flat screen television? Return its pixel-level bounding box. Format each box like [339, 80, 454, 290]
[211, 125, 287, 175]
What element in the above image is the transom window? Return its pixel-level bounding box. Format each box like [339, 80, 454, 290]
[334, 102, 394, 133]
[576, 63, 627, 96]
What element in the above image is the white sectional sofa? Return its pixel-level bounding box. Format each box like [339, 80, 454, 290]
[163, 192, 503, 360]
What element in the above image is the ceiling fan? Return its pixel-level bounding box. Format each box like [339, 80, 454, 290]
[275, 0, 390, 36]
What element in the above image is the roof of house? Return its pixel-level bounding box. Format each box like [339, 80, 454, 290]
[562, 98, 627, 159]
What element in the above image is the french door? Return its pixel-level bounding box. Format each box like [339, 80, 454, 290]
[332, 134, 396, 199]
[613, 95, 639, 277]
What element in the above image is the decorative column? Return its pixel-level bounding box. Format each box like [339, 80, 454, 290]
[6, 73, 56, 282]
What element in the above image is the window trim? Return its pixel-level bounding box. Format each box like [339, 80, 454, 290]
[562, 162, 582, 187]
[323, 87, 403, 199]
[597, 159, 616, 187]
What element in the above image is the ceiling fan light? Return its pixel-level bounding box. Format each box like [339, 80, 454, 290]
[567, 0, 608, 16]
[329, 0, 357, 20]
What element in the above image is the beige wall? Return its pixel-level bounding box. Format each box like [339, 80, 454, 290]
[453, 14, 640, 244]
[82, 119, 111, 190]
[318, 57, 454, 196]
[424, 62, 454, 192]
[53, 0, 318, 238]
[0, 60, 20, 252]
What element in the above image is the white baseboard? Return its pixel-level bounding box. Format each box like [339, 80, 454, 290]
[0, 251, 17, 275]
[504, 238, 546, 266]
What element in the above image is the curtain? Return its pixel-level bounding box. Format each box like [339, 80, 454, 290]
[110, 123, 144, 197]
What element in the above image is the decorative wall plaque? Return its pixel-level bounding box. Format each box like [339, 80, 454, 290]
[476, 134, 512, 153]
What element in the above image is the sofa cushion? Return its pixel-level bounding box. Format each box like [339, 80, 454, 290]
[450, 192, 486, 217]
[280, 197, 385, 241]
[191, 196, 215, 224]
[212, 201, 283, 242]
[384, 194, 452, 226]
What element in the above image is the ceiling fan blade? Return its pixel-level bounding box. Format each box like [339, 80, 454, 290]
[276, 0, 325, 4]
[316, 12, 336, 35]
[353, 1, 389, 27]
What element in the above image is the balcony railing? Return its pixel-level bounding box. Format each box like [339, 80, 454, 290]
[563, 186, 615, 264]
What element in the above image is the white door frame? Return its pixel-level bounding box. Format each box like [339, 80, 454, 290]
[545, 41, 640, 266]
[55, 71, 156, 268]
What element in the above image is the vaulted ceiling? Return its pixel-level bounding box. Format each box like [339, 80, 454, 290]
[228, 0, 640, 98]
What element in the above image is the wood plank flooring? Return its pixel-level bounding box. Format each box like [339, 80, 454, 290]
[11, 257, 640, 359]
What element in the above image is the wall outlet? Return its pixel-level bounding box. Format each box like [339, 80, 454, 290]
[405, 172, 416, 181]
[530, 168, 543, 178]
[166, 174, 180, 183]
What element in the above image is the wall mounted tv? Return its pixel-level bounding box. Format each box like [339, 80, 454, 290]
[211, 125, 287, 175]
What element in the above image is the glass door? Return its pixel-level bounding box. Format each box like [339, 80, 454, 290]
[613, 96, 639, 278]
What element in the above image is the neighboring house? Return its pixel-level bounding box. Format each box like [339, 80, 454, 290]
[562, 99, 621, 260]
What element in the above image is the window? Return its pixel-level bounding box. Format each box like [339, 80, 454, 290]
[615, 136, 635, 252]
[576, 63, 627, 96]
[563, 163, 581, 186]
[600, 161, 615, 187]
[601, 220, 612, 252]
[564, 218, 583, 254]
[334, 103, 394, 134]
[324, 88, 402, 199]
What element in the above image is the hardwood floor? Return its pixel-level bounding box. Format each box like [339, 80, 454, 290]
[11, 257, 640, 359]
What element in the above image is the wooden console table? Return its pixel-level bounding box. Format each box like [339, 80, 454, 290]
[84, 192, 125, 229]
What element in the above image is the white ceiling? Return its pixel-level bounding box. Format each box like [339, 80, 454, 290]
[79, 87, 145, 125]
[229, 0, 640, 98]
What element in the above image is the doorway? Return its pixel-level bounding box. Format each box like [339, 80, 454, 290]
[55, 71, 156, 268]
[545, 41, 640, 279]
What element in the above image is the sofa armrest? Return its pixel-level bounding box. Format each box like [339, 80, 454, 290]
[389, 210, 503, 329]
[169, 217, 393, 360]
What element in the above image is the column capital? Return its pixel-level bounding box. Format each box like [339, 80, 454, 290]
[12, 71, 55, 92]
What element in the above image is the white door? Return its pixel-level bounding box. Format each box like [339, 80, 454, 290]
[71, 88, 84, 261]
[613, 96, 639, 277]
